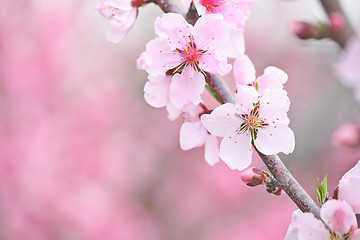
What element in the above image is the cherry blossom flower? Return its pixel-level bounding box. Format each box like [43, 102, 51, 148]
[338, 160, 360, 214]
[285, 200, 360, 240]
[233, 55, 288, 96]
[180, 104, 220, 166]
[331, 123, 360, 148]
[336, 37, 360, 102]
[180, 0, 257, 57]
[201, 85, 295, 171]
[96, 0, 142, 43]
[138, 13, 231, 110]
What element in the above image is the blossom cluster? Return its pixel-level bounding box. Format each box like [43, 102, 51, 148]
[96, 0, 296, 171]
[285, 160, 360, 240]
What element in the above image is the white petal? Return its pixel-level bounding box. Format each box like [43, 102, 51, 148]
[154, 13, 192, 50]
[320, 200, 357, 236]
[169, 67, 205, 109]
[255, 125, 295, 155]
[338, 160, 360, 214]
[204, 134, 220, 166]
[166, 103, 182, 121]
[294, 212, 329, 240]
[219, 133, 252, 171]
[259, 89, 290, 121]
[144, 75, 170, 108]
[235, 85, 259, 114]
[201, 103, 241, 137]
[179, 121, 207, 150]
[233, 55, 256, 85]
[256, 66, 288, 96]
[217, 29, 245, 58]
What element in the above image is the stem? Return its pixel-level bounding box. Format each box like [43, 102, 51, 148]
[255, 149, 320, 218]
[319, 0, 356, 48]
[204, 73, 236, 104]
[151, 0, 321, 218]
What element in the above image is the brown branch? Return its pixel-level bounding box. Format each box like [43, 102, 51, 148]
[204, 73, 236, 104]
[319, 0, 356, 48]
[255, 149, 320, 218]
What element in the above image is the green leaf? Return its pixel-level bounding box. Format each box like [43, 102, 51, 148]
[205, 84, 222, 103]
[316, 174, 328, 205]
[254, 81, 259, 91]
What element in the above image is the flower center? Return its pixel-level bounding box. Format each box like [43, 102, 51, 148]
[329, 231, 352, 240]
[200, 0, 226, 13]
[131, 0, 143, 8]
[236, 105, 268, 140]
[167, 36, 207, 75]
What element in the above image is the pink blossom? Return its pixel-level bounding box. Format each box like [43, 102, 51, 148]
[183, 0, 256, 31]
[138, 13, 231, 109]
[234, 56, 288, 96]
[201, 85, 295, 170]
[96, 0, 141, 43]
[338, 160, 360, 214]
[180, 104, 220, 166]
[331, 123, 360, 148]
[336, 37, 360, 102]
[285, 200, 360, 240]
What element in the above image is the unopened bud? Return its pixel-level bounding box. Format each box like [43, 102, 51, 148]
[290, 21, 319, 40]
[329, 12, 345, 33]
[331, 123, 360, 148]
[241, 168, 265, 187]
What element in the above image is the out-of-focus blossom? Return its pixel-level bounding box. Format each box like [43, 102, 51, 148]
[234, 56, 288, 96]
[338, 160, 360, 214]
[285, 200, 360, 240]
[336, 37, 360, 102]
[180, 104, 220, 166]
[331, 123, 360, 148]
[138, 13, 231, 110]
[201, 85, 295, 171]
[329, 12, 345, 34]
[96, 0, 142, 43]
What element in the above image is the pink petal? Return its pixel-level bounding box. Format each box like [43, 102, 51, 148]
[143, 75, 170, 108]
[204, 134, 220, 166]
[192, 14, 230, 50]
[154, 13, 192, 50]
[338, 160, 360, 214]
[349, 229, 360, 240]
[179, 121, 208, 150]
[198, 50, 232, 75]
[217, 29, 245, 58]
[220, 1, 252, 31]
[235, 85, 259, 114]
[192, 0, 207, 15]
[336, 38, 360, 86]
[255, 125, 295, 155]
[233, 55, 256, 85]
[143, 38, 182, 76]
[219, 133, 252, 170]
[166, 103, 182, 121]
[201, 103, 242, 137]
[106, 8, 137, 43]
[259, 89, 290, 121]
[320, 200, 358, 236]
[177, 0, 193, 12]
[287, 212, 329, 240]
[256, 66, 288, 96]
[285, 210, 302, 240]
[169, 67, 205, 109]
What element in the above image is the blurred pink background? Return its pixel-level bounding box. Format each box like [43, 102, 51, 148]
[1, 0, 360, 239]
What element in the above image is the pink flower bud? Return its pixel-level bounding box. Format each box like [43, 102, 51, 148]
[331, 123, 360, 148]
[289, 21, 318, 40]
[241, 168, 265, 187]
[329, 12, 344, 33]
